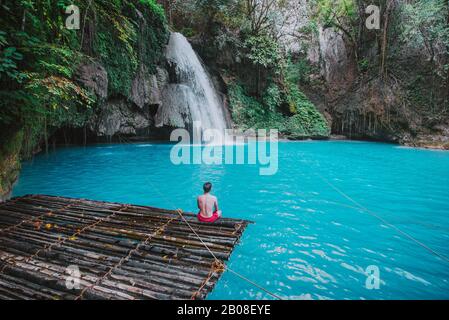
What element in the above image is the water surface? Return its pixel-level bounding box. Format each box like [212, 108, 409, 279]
[13, 141, 449, 299]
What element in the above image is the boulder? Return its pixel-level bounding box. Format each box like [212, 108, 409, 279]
[130, 66, 151, 109]
[76, 62, 108, 100]
[156, 66, 169, 90]
[129, 66, 169, 109]
[130, 66, 166, 109]
[154, 84, 194, 129]
[94, 99, 150, 137]
[318, 27, 357, 96]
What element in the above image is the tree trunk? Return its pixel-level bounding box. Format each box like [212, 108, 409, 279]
[63, 128, 68, 147]
[21, 9, 27, 31]
[80, 0, 93, 51]
[380, 0, 393, 79]
[44, 116, 48, 154]
[446, 3, 449, 104]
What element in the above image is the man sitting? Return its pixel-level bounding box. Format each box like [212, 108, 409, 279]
[197, 182, 222, 223]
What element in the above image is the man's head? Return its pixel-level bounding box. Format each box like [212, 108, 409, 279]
[203, 182, 212, 193]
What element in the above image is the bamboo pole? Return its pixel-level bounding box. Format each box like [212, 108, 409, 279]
[0, 195, 251, 300]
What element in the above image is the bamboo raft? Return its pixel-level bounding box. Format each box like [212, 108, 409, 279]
[0, 195, 251, 300]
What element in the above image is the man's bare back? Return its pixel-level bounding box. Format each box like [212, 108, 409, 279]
[197, 194, 220, 217]
[197, 182, 222, 222]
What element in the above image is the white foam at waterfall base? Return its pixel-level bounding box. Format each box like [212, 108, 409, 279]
[162, 32, 229, 143]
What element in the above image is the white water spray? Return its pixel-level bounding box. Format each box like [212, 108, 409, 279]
[156, 32, 229, 142]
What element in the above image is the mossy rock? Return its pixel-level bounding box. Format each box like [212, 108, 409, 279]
[0, 129, 23, 198]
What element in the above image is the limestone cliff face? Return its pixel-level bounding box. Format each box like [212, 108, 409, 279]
[184, 1, 448, 148]
[302, 29, 406, 142]
[75, 32, 233, 141]
[0, 130, 23, 202]
[318, 27, 357, 97]
[93, 99, 151, 137]
[300, 25, 448, 148]
[129, 65, 166, 109]
[75, 31, 231, 141]
[76, 62, 109, 101]
[74, 60, 170, 139]
[155, 84, 194, 129]
[0, 152, 19, 201]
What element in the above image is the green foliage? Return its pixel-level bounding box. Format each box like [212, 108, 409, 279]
[0, 0, 171, 195]
[310, 0, 357, 45]
[136, 0, 169, 68]
[140, 0, 166, 20]
[263, 83, 282, 112]
[228, 80, 330, 138]
[179, 27, 197, 38]
[313, 0, 356, 27]
[0, 129, 23, 196]
[358, 58, 370, 73]
[32, 43, 80, 78]
[228, 82, 285, 131]
[0, 24, 93, 132]
[179, 0, 330, 137]
[0, 32, 25, 83]
[92, 0, 168, 96]
[0, 0, 168, 160]
[401, 0, 449, 65]
[244, 35, 280, 68]
[285, 105, 330, 138]
[95, 16, 138, 96]
[284, 56, 313, 85]
[284, 81, 330, 137]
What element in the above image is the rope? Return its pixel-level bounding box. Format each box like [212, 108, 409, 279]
[0, 202, 74, 234]
[298, 152, 449, 264]
[142, 176, 284, 299]
[75, 215, 176, 300]
[175, 209, 284, 300]
[190, 260, 224, 300]
[0, 204, 129, 274]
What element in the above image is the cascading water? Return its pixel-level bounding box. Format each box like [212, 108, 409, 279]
[155, 32, 229, 143]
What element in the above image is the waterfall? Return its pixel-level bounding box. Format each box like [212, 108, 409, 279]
[155, 32, 229, 143]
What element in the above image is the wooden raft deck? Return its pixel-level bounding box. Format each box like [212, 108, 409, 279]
[0, 195, 251, 300]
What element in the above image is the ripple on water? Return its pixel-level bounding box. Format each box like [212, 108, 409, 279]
[12, 141, 449, 299]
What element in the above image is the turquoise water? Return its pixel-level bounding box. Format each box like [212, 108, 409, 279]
[12, 141, 449, 300]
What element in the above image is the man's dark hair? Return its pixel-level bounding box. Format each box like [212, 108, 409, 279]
[203, 182, 212, 193]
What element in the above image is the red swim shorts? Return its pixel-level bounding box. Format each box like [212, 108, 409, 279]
[197, 211, 220, 223]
